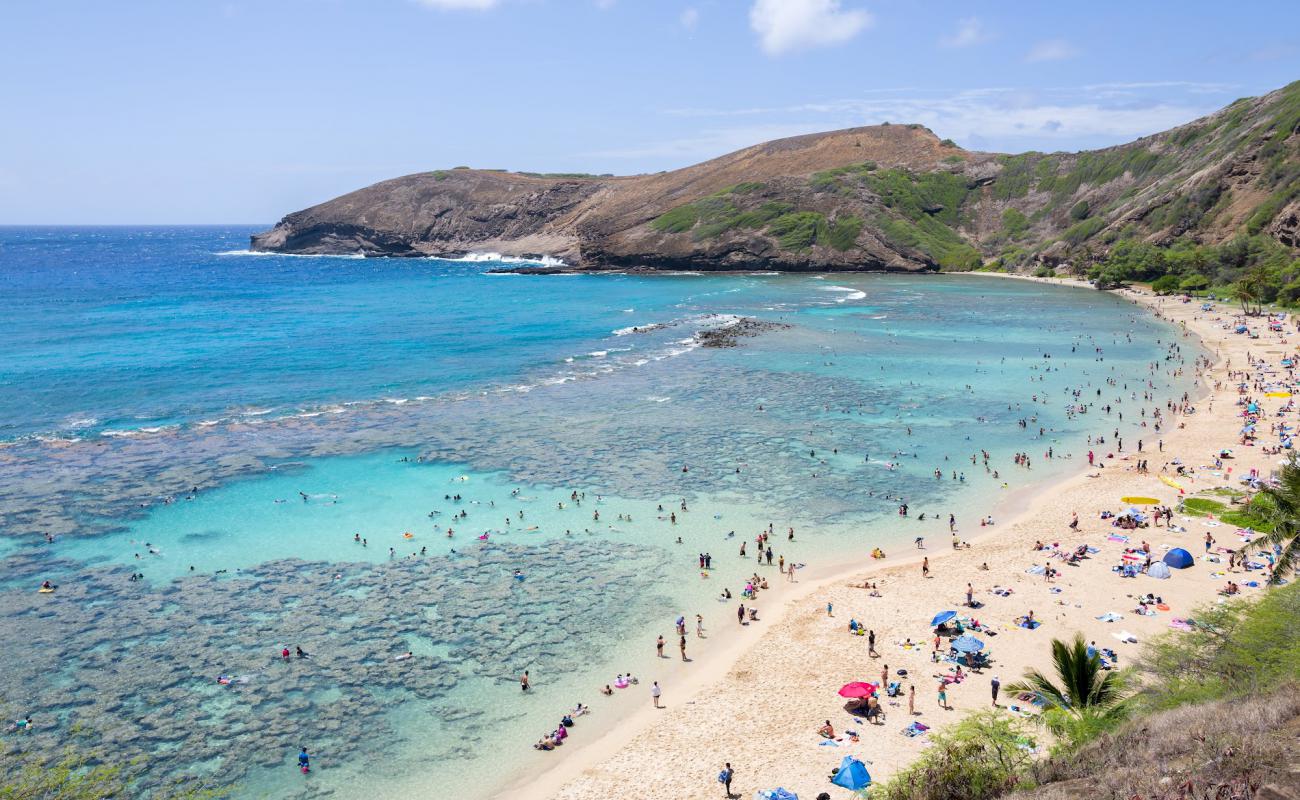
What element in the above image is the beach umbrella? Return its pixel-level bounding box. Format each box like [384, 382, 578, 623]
[837, 681, 878, 698]
[930, 610, 957, 626]
[830, 756, 872, 791]
[950, 635, 985, 653]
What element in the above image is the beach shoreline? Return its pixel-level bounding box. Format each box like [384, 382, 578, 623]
[500, 278, 1281, 800]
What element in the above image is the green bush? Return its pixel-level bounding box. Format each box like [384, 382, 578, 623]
[1069, 200, 1090, 221]
[767, 212, 827, 250]
[1151, 274, 1181, 294]
[1002, 208, 1029, 239]
[1138, 582, 1300, 710]
[871, 712, 1037, 800]
[827, 215, 863, 251]
[650, 204, 700, 233]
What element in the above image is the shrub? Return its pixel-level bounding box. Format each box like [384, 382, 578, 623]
[1068, 200, 1090, 221]
[767, 212, 827, 250]
[872, 712, 1037, 800]
[1137, 582, 1300, 710]
[650, 204, 700, 233]
[1002, 208, 1029, 239]
[827, 215, 863, 251]
[1150, 274, 1181, 294]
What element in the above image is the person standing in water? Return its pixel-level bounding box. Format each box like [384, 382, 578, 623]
[520, 670, 530, 692]
[297, 747, 310, 774]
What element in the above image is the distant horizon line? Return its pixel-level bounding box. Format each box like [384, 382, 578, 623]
[0, 223, 272, 228]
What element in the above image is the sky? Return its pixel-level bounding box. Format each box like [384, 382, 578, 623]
[1, 0, 1296, 224]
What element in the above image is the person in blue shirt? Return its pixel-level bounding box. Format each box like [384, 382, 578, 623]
[298, 748, 310, 773]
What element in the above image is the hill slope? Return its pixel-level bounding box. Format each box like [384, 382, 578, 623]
[251, 80, 1300, 272]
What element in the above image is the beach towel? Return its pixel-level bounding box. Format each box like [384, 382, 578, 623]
[902, 722, 929, 737]
[1107, 534, 1130, 543]
[1025, 565, 1046, 575]
[1169, 618, 1194, 631]
[1086, 546, 1100, 554]
[1096, 612, 1124, 622]
[1112, 631, 1138, 644]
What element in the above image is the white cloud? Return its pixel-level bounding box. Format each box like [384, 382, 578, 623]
[414, 0, 499, 10]
[680, 7, 699, 31]
[599, 83, 1235, 163]
[1025, 39, 1080, 62]
[939, 17, 988, 48]
[749, 0, 873, 56]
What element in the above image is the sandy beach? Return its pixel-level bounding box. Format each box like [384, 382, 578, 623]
[499, 280, 1290, 800]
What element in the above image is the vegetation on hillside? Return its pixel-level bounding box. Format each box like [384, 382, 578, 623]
[650, 183, 862, 252]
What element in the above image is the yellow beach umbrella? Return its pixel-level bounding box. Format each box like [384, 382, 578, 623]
[1160, 475, 1185, 493]
[1266, 391, 1291, 398]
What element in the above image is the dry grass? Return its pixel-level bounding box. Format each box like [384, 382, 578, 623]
[1012, 688, 1300, 800]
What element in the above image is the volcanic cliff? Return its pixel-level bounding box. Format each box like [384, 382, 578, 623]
[252, 80, 1300, 272]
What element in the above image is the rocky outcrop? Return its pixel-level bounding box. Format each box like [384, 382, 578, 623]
[252, 81, 1300, 271]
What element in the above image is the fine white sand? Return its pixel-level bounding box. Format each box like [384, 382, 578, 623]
[498, 282, 1286, 800]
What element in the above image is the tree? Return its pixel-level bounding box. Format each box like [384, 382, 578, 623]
[1150, 274, 1181, 294]
[1242, 454, 1300, 585]
[1006, 635, 1128, 743]
[1179, 273, 1210, 292]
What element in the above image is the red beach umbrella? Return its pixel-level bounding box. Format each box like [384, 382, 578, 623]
[838, 682, 878, 698]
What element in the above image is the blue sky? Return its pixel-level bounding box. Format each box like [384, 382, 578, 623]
[1, 0, 1296, 223]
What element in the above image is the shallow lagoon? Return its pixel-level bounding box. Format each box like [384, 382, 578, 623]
[0, 229, 1196, 798]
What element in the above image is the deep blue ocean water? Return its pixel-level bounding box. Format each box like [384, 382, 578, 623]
[0, 227, 1196, 799]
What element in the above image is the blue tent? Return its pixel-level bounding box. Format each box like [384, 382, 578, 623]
[1164, 548, 1194, 569]
[951, 635, 985, 653]
[930, 610, 957, 626]
[831, 756, 872, 791]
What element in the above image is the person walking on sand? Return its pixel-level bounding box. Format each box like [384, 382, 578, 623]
[719, 763, 734, 798]
[990, 675, 1001, 707]
[922, 557, 930, 578]
[908, 684, 916, 715]
[652, 681, 662, 708]
[696, 614, 704, 637]
[867, 629, 877, 656]
[657, 635, 665, 658]
[679, 634, 688, 661]
[826, 601, 833, 617]
[1205, 531, 1215, 554]
[965, 582, 974, 607]
[881, 664, 889, 688]
[937, 681, 949, 710]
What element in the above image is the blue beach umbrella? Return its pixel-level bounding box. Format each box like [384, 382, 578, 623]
[930, 610, 957, 626]
[951, 635, 985, 653]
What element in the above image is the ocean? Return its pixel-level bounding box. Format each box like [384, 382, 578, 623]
[0, 226, 1192, 798]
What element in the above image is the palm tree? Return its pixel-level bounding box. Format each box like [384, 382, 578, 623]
[1006, 635, 1127, 743]
[1240, 455, 1300, 585]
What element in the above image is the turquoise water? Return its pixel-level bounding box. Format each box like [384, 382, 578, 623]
[0, 227, 1195, 798]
